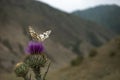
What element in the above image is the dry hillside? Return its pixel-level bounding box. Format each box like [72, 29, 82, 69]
[47, 37, 120, 80]
[0, 0, 117, 73]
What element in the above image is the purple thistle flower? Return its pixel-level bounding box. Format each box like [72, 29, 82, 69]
[25, 41, 44, 54]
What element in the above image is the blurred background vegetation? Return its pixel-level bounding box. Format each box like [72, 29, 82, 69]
[0, 0, 120, 80]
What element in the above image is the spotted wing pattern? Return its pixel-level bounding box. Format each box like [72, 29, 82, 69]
[29, 26, 51, 41]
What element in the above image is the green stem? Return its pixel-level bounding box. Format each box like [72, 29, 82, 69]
[43, 61, 51, 80]
[33, 66, 42, 80]
[23, 74, 31, 80]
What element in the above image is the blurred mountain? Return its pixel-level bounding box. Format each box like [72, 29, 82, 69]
[72, 5, 120, 34]
[48, 37, 120, 80]
[0, 0, 116, 73]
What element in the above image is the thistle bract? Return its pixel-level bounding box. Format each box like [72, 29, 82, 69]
[14, 62, 29, 77]
[26, 41, 44, 54]
[24, 54, 47, 68]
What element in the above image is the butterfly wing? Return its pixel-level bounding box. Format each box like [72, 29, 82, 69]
[39, 30, 51, 41]
[29, 26, 41, 41]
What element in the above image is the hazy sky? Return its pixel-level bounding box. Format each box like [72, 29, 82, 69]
[38, 0, 120, 12]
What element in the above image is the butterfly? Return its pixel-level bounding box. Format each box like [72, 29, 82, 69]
[28, 26, 51, 41]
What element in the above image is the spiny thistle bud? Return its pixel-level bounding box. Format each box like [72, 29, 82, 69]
[24, 54, 47, 68]
[14, 62, 29, 77]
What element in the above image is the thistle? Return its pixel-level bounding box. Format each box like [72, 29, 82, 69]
[14, 26, 51, 80]
[14, 62, 29, 77]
